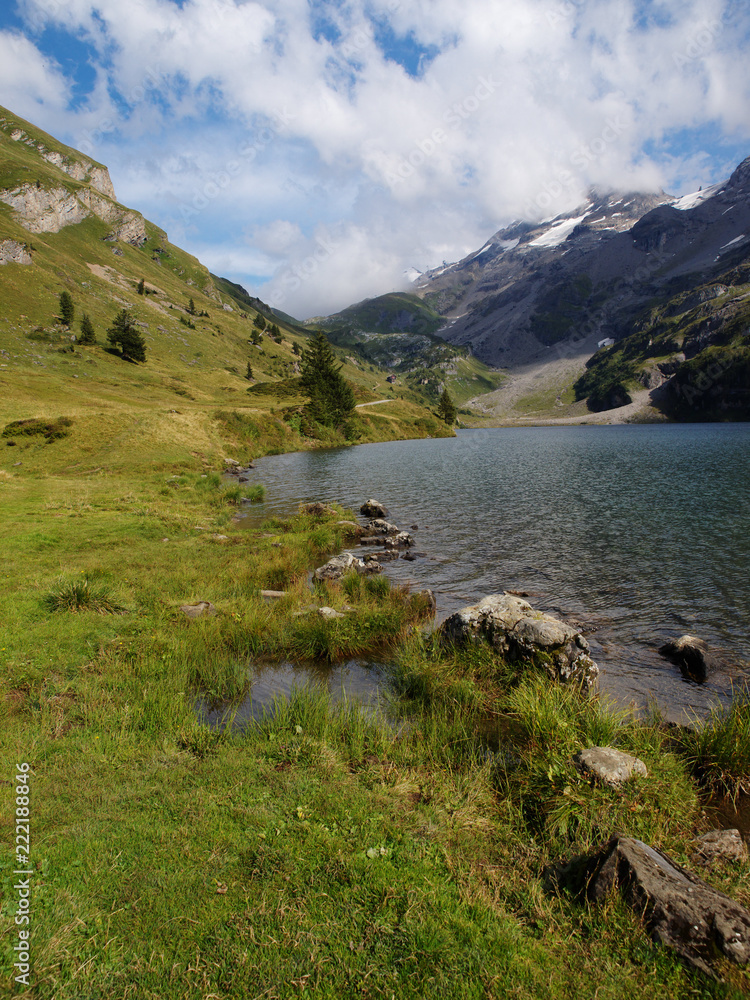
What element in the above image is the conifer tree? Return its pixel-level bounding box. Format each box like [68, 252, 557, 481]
[300, 330, 356, 427]
[187, 297, 196, 315]
[78, 313, 96, 345]
[437, 388, 457, 425]
[59, 291, 75, 327]
[246, 362, 253, 380]
[137, 279, 145, 295]
[106, 309, 147, 363]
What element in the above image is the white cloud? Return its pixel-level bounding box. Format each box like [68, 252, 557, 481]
[3, 0, 750, 316]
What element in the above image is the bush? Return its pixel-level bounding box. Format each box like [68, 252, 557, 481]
[2, 417, 72, 441]
[43, 576, 127, 615]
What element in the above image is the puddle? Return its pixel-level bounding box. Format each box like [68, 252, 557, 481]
[197, 657, 389, 730]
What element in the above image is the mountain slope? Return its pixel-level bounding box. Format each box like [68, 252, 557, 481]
[0, 106, 453, 471]
[405, 161, 750, 419]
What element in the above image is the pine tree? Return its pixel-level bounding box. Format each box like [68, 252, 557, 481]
[78, 313, 96, 345]
[292, 342, 301, 356]
[437, 388, 457, 425]
[300, 330, 356, 427]
[106, 309, 147, 363]
[251, 329, 262, 346]
[137, 279, 145, 295]
[187, 298, 196, 315]
[253, 313, 266, 331]
[59, 291, 75, 327]
[246, 362, 253, 380]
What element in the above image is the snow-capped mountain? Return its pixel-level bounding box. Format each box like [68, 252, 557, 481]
[409, 164, 750, 367]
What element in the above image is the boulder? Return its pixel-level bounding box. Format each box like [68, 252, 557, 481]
[384, 531, 415, 549]
[659, 634, 721, 683]
[360, 499, 389, 518]
[313, 552, 381, 581]
[693, 829, 747, 867]
[180, 601, 217, 619]
[365, 518, 401, 536]
[439, 593, 598, 688]
[574, 747, 648, 787]
[587, 835, 750, 975]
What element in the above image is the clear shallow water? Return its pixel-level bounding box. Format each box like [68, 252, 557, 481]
[234, 424, 750, 722]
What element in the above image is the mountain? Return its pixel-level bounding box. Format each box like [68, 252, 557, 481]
[0, 106, 453, 462]
[313, 291, 506, 404]
[401, 161, 750, 419]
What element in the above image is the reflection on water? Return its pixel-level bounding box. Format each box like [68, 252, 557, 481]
[197, 658, 387, 730]
[233, 424, 750, 723]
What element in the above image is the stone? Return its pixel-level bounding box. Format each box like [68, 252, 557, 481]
[413, 589, 437, 616]
[318, 606, 345, 620]
[312, 552, 381, 581]
[659, 634, 722, 683]
[587, 835, 750, 975]
[301, 502, 337, 517]
[574, 747, 648, 786]
[693, 829, 747, 866]
[260, 590, 286, 600]
[366, 518, 401, 536]
[180, 601, 217, 618]
[439, 593, 599, 689]
[211, 534, 229, 542]
[360, 499, 389, 518]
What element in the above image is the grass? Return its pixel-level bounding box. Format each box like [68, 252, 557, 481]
[42, 575, 128, 615]
[675, 689, 750, 800]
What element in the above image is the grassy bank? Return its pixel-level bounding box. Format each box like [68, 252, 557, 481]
[2, 414, 750, 998]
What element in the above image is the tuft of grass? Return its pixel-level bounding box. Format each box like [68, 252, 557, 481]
[43, 575, 128, 615]
[244, 482, 265, 502]
[675, 688, 750, 799]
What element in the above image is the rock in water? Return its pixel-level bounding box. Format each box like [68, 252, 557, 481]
[659, 634, 721, 683]
[587, 835, 750, 975]
[439, 593, 598, 688]
[360, 499, 389, 518]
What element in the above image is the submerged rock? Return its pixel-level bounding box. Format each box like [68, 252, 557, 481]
[574, 747, 648, 787]
[365, 518, 401, 536]
[587, 835, 750, 975]
[439, 593, 598, 688]
[659, 634, 722, 683]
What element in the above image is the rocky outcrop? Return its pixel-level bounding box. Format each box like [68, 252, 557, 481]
[587, 835, 750, 976]
[0, 240, 32, 265]
[0, 181, 146, 243]
[574, 747, 648, 787]
[692, 830, 747, 867]
[659, 634, 722, 683]
[6, 124, 117, 198]
[439, 593, 599, 688]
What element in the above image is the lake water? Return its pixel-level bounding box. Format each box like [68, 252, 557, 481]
[234, 424, 750, 723]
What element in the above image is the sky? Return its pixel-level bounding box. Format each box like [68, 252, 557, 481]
[1, 0, 749, 319]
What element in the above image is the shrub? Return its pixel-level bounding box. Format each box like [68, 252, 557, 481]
[2, 417, 72, 441]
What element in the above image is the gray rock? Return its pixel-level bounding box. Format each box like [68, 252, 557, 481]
[439, 593, 598, 688]
[366, 518, 401, 536]
[574, 747, 648, 786]
[659, 634, 722, 683]
[693, 829, 747, 866]
[313, 552, 382, 581]
[180, 601, 217, 618]
[318, 606, 345, 620]
[384, 531, 415, 549]
[360, 499, 389, 518]
[587, 835, 750, 975]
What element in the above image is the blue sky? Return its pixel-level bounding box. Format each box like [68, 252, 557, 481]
[1, 0, 749, 317]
